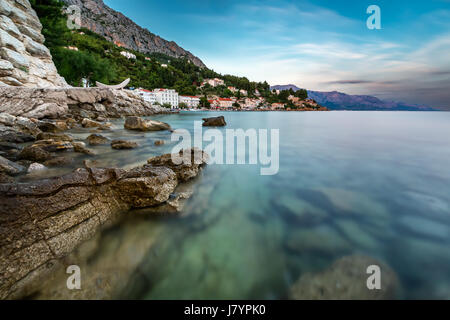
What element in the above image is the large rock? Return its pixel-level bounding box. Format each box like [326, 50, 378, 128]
[18, 144, 52, 162]
[148, 148, 209, 182]
[0, 154, 25, 175]
[0, 148, 208, 299]
[87, 134, 108, 146]
[0, 87, 168, 120]
[124, 116, 171, 132]
[202, 116, 227, 127]
[289, 255, 400, 300]
[111, 140, 139, 150]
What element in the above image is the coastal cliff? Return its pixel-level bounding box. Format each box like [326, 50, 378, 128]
[0, 0, 66, 87]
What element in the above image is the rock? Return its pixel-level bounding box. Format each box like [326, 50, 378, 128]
[289, 255, 399, 300]
[87, 134, 108, 146]
[82, 118, 111, 130]
[148, 148, 209, 182]
[18, 145, 52, 162]
[27, 163, 47, 173]
[0, 124, 34, 143]
[0, 59, 14, 77]
[275, 195, 328, 226]
[0, 155, 25, 175]
[111, 140, 139, 150]
[0, 47, 29, 69]
[38, 121, 64, 133]
[32, 140, 74, 153]
[72, 141, 95, 155]
[0, 87, 166, 120]
[124, 116, 171, 132]
[0, 172, 14, 183]
[36, 132, 73, 142]
[154, 140, 165, 146]
[284, 225, 351, 256]
[44, 156, 73, 167]
[202, 116, 226, 127]
[0, 148, 208, 299]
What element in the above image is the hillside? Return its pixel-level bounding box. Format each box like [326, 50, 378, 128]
[60, 0, 206, 68]
[271, 85, 434, 111]
[30, 0, 270, 97]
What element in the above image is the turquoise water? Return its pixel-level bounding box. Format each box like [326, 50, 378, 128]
[54, 111, 450, 299]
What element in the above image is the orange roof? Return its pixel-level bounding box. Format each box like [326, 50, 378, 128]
[219, 98, 232, 101]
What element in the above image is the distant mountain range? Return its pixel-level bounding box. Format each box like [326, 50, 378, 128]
[61, 0, 206, 68]
[270, 85, 435, 111]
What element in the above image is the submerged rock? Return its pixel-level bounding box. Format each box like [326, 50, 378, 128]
[289, 255, 399, 300]
[87, 134, 109, 146]
[111, 140, 139, 150]
[44, 156, 73, 167]
[154, 140, 165, 146]
[202, 116, 226, 127]
[0, 148, 208, 299]
[124, 116, 171, 132]
[72, 141, 95, 155]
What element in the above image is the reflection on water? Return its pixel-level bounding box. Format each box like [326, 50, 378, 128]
[37, 111, 450, 299]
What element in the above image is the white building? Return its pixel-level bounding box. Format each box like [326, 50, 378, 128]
[153, 89, 179, 109]
[120, 51, 136, 60]
[202, 78, 225, 87]
[179, 96, 200, 108]
[135, 88, 157, 104]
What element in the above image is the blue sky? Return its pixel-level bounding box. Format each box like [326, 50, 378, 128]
[104, 0, 450, 108]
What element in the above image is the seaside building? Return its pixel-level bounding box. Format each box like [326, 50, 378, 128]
[227, 86, 238, 93]
[153, 88, 179, 108]
[218, 98, 233, 109]
[240, 89, 248, 96]
[179, 95, 200, 108]
[135, 88, 157, 104]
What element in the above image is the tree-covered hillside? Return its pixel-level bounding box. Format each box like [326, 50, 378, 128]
[30, 0, 271, 97]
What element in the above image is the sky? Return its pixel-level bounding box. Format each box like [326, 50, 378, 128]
[104, 0, 450, 109]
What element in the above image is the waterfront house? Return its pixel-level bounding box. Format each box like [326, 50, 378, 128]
[179, 95, 201, 108]
[120, 51, 136, 59]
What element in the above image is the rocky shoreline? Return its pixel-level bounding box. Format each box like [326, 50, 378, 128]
[0, 145, 208, 299]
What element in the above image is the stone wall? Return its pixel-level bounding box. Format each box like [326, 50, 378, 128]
[0, 0, 67, 87]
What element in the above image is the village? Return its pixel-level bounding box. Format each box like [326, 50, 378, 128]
[132, 77, 328, 111]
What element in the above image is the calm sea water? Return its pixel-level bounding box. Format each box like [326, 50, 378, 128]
[41, 111, 450, 299]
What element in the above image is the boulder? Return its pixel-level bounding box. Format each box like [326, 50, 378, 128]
[44, 156, 73, 167]
[0, 155, 25, 176]
[202, 116, 226, 127]
[154, 140, 165, 146]
[87, 134, 108, 146]
[18, 145, 52, 162]
[82, 118, 111, 130]
[36, 132, 73, 142]
[72, 141, 95, 155]
[27, 163, 47, 173]
[0, 124, 34, 143]
[124, 116, 171, 132]
[289, 255, 399, 300]
[148, 148, 209, 182]
[38, 121, 64, 133]
[32, 140, 74, 153]
[111, 140, 139, 150]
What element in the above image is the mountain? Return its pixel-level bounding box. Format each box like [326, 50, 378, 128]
[271, 85, 434, 111]
[61, 0, 206, 68]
